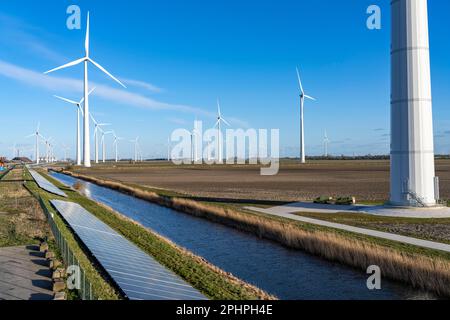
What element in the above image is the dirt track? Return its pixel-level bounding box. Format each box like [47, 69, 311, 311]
[72, 160, 450, 203]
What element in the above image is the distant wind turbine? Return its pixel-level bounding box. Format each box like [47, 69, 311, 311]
[296, 67, 316, 164]
[101, 130, 114, 163]
[113, 132, 124, 163]
[26, 123, 42, 164]
[90, 113, 111, 164]
[167, 136, 171, 161]
[323, 130, 330, 157]
[214, 99, 230, 163]
[191, 122, 199, 163]
[43, 137, 53, 163]
[44, 12, 126, 168]
[54, 88, 95, 166]
[130, 137, 140, 162]
[61, 144, 70, 162]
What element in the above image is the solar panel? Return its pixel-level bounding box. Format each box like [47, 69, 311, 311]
[50, 200, 206, 300]
[29, 170, 67, 197]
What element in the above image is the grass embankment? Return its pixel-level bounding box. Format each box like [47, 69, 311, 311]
[0, 167, 50, 247]
[38, 170, 273, 300]
[61, 169, 450, 297]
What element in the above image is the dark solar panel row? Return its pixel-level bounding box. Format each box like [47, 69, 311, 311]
[29, 169, 67, 197]
[50, 199, 206, 300]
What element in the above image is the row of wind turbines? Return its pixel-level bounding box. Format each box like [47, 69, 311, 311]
[26, 12, 328, 166]
[170, 68, 329, 164]
[26, 123, 59, 163]
[39, 12, 141, 167]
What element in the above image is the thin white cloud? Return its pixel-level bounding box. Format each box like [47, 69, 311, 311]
[0, 13, 68, 64]
[0, 59, 250, 128]
[0, 59, 207, 113]
[167, 117, 188, 125]
[122, 78, 164, 94]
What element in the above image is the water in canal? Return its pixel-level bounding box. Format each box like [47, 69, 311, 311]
[50, 172, 434, 300]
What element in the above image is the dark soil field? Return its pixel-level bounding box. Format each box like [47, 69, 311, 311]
[71, 160, 450, 204]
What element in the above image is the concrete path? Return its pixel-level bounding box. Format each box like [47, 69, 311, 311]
[0, 246, 53, 300]
[245, 206, 450, 253]
[246, 201, 450, 219]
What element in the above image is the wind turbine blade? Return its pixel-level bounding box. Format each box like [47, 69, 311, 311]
[296, 67, 304, 94]
[304, 95, 316, 101]
[25, 134, 35, 139]
[89, 113, 97, 125]
[44, 58, 85, 74]
[217, 99, 221, 117]
[214, 119, 220, 128]
[80, 87, 96, 105]
[54, 95, 78, 105]
[37, 122, 41, 132]
[221, 118, 231, 127]
[85, 12, 90, 57]
[89, 58, 126, 88]
[98, 123, 112, 127]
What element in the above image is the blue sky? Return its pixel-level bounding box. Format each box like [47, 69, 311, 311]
[0, 0, 449, 159]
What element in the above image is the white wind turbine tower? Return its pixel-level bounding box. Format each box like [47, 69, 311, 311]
[101, 130, 114, 163]
[54, 88, 96, 166]
[61, 144, 70, 162]
[44, 12, 126, 168]
[191, 125, 199, 163]
[47, 138, 54, 163]
[167, 136, 171, 161]
[323, 130, 330, 157]
[130, 137, 140, 162]
[113, 132, 123, 163]
[90, 113, 111, 164]
[296, 67, 316, 164]
[214, 99, 230, 163]
[42, 136, 52, 163]
[26, 123, 42, 164]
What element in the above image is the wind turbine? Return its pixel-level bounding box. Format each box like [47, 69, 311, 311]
[323, 130, 330, 157]
[44, 12, 126, 168]
[26, 123, 42, 164]
[61, 144, 70, 162]
[296, 67, 316, 164]
[167, 136, 171, 161]
[113, 132, 124, 163]
[54, 88, 95, 166]
[101, 130, 114, 163]
[90, 113, 111, 164]
[47, 138, 54, 163]
[214, 99, 230, 163]
[130, 137, 140, 162]
[190, 128, 197, 163]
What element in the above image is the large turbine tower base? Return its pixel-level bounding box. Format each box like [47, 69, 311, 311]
[390, 0, 438, 207]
